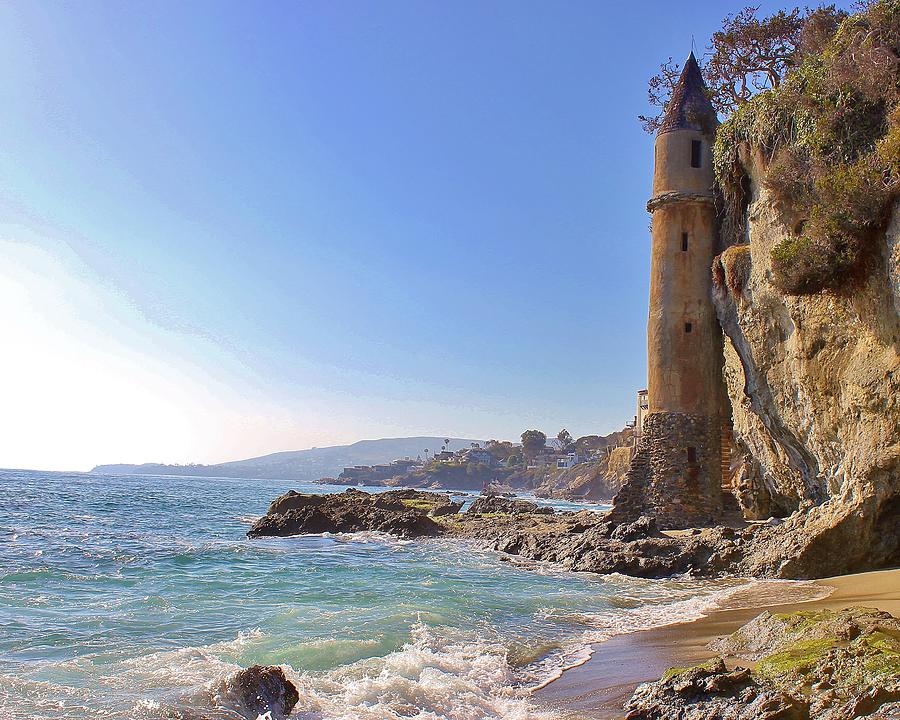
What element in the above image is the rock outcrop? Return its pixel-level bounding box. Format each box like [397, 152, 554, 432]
[457, 514, 748, 578]
[624, 658, 808, 720]
[161, 665, 300, 720]
[625, 607, 900, 720]
[247, 488, 458, 539]
[248, 488, 760, 578]
[214, 665, 299, 720]
[467, 495, 554, 515]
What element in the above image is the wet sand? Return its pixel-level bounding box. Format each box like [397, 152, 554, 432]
[535, 568, 900, 719]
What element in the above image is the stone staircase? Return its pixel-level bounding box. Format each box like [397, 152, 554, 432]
[720, 421, 742, 517]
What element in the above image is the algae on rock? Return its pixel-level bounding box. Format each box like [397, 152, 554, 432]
[626, 607, 900, 719]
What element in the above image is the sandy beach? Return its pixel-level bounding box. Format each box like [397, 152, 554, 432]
[536, 568, 900, 719]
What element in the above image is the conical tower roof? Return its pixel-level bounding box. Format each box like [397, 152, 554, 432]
[658, 52, 718, 135]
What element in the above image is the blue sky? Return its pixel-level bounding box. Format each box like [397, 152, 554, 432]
[0, 0, 839, 470]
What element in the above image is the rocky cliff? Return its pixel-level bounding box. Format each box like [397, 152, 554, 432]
[712, 163, 900, 578]
[533, 446, 633, 501]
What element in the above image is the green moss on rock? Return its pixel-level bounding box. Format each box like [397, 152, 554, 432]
[755, 637, 836, 679]
[400, 498, 443, 511]
[860, 630, 900, 681]
[661, 658, 723, 681]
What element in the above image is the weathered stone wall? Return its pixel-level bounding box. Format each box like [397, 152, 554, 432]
[647, 199, 725, 418]
[611, 411, 724, 529]
[648, 123, 725, 420]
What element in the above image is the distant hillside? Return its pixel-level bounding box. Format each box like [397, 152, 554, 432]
[91, 437, 484, 482]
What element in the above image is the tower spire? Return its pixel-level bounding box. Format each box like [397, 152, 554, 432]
[658, 52, 718, 136]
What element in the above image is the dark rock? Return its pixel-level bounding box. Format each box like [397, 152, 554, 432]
[217, 665, 299, 720]
[467, 495, 554, 515]
[265, 490, 328, 515]
[623, 660, 809, 720]
[254, 491, 899, 582]
[428, 500, 463, 517]
[458, 515, 753, 579]
[161, 665, 299, 720]
[610, 516, 661, 541]
[247, 488, 448, 539]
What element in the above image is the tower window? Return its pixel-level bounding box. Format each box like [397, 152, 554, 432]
[687, 447, 697, 463]
[691, 140, 702, 168]
[685, 322, 693, 333]
[681, 232, 689, 251]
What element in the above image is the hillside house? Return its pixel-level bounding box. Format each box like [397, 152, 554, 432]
[458, 448, 495, 466]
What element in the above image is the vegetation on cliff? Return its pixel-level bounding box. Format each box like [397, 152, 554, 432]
[714, 0, 900, 294]
[644, 1, 898, 295]
[640, 5, 848, 132]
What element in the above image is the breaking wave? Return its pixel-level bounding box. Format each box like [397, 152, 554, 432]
[2, 579, 821, 720]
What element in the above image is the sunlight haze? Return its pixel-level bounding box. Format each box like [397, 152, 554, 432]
[0, 0, 801, 470]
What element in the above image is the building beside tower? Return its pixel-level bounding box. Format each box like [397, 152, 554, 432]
[612, 53, 732, 529]
[633, 389, 649, 446]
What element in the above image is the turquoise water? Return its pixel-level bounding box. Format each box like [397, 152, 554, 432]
[1, 470, 757, 719]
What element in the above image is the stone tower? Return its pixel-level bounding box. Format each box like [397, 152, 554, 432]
[611, 53, 728, 529]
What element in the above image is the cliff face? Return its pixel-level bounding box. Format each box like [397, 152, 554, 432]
[712, 150, 900, 577]
[533, 446, 633, 502]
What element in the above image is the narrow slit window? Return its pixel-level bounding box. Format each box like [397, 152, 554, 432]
[687, 447, 697, 464]
[690, 140, 702, 168]
[685, 322, 693, 333]
[681, 232, 689, 251]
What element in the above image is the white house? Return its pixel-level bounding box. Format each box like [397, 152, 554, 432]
[460, 448, 495, 466]
[556, 452, 587, 470]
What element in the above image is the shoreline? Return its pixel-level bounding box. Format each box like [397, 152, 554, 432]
[534, 567, 900, 719]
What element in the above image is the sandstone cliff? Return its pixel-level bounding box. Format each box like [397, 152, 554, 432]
[713, 167, 900, 577]
[533, 445, 633, 501]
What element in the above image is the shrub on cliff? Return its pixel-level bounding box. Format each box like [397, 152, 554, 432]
[714, 0, 900, 294]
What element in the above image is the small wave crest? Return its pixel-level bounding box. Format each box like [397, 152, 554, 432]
[109, 626, 555, 719]
[526, 576, 834, 690]
[284, 623, 555, 720]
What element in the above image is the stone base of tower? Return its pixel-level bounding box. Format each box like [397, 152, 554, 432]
[610, 412, 724, 530]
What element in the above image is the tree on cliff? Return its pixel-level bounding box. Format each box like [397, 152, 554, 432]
[485, 439, 515, 462]
[557, 429, 574, 453]
[520, 430, 547, 460]
[639, 4, 846, 132]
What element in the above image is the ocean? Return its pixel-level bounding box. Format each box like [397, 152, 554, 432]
[0, 469, 812, 719]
